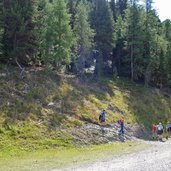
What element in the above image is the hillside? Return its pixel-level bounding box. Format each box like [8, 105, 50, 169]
[0, 67, 171, 154]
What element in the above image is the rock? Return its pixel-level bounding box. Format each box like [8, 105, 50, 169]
[0, 73, 6, 77]
[48, 102, 55, 106]
[69, 122, 151, 146]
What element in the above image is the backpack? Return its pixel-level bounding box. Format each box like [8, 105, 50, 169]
[99, 114, 102, 121]
[118, 119, 124, 125]
[157, 125, 163, 131]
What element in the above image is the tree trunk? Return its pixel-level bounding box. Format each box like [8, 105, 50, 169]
[145, 62, 152, 87]
[130, 44, 134, 81]
[94, 50, 103, 78]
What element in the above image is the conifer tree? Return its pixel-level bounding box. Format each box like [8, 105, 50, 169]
[67, 0, 78, 29]
[153, 19, 169, 87]
[110, 0, 116, 21]
[91, 0, 115, 76]
[2, 0, 38, 65]
[124, 3, 146, 81]
[113, 15, 127, 75]
[116, 0, 127, 16]
[73, 0, 94, 75]
[0, 0, 3, 59]
[162, 20, 171, 84]
[43, 0, 73, 69]
[112, 0, 128, 76]
[144, 10, 162, 86]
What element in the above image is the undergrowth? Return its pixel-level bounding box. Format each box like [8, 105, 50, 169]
[0, 66, 171, 153]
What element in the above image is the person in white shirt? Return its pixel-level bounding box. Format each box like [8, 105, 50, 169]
[157, 122, 163, 141]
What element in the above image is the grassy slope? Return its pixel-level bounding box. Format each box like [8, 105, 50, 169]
[0, 141, 147, 171]
[0, 67, 171, 155]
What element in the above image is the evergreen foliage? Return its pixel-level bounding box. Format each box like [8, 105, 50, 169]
[116, 0, 128, 16]
[110, 0, 116, 21]
[2, 0, 38, 65]
[73, 0, 94, 75]
[91, 0, 115, 76]
[0, 0, 171, 87]
[43, 0, 73, 68]
[67, 0, 78, 29]
[0, 0, 3, 59]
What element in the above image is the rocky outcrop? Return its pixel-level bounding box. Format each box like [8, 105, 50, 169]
[69, 122, 150, 146]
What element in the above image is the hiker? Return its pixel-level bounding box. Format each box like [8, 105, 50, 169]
[157, 122, 164, 141]
[166, 121, 171, 140]
[118, 117, 124, 136]
[99, 109, 106, 134]
[99, 109, 106, 126]
[152, 123, 157, 140]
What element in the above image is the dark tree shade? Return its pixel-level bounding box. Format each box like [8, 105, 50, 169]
[0, 0, 3, 59]
[2, 0, 38, 65]
[110, 0, 116, 21]
[116, 0, 127, 16]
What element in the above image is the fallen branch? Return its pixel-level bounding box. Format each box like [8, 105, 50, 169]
[15, 58, 25, 79]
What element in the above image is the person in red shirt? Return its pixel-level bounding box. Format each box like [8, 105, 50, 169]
[118, 117, 124, 136]
[152, 123, 157, 140]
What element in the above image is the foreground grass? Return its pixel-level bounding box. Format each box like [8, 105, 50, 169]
[0, 141, 147, 171]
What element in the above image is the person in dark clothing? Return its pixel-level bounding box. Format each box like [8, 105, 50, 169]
[99, 109, 106, 125]
[166, 121, 171, 140]
[99, 109, 106, 134]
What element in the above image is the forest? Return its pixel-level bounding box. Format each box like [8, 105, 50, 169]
[1, 1, 171, 169]
[0, 0, 171, 88]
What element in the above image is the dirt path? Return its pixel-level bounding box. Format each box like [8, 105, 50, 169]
[54, 140, 171, 171]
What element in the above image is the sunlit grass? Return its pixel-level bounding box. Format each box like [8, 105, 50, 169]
[0, 141, 147, 171]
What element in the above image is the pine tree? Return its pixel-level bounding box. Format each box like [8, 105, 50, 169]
[91, 0, 115, 76]
[163, 20, 171, 85]
[67, 0, 78, 29]
[122, 2, 146, 81]
[153, 20, 171, 87]
[110, 0, 116, 21]
[113, 14, 127, 76]
[35, 0, 47, 65]
[43, 0, 73, 69]
[143, 10, 162, 86]
[116, 0, 127, 16]
[111, 0, 128, 75]
[2, 0, 38, 65]
[73, 0, 94, 76]
[0, 0, 3, 59]
[163, 20, 171, 83]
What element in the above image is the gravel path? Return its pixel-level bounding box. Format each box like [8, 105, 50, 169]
[54, 140, 171, 171]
